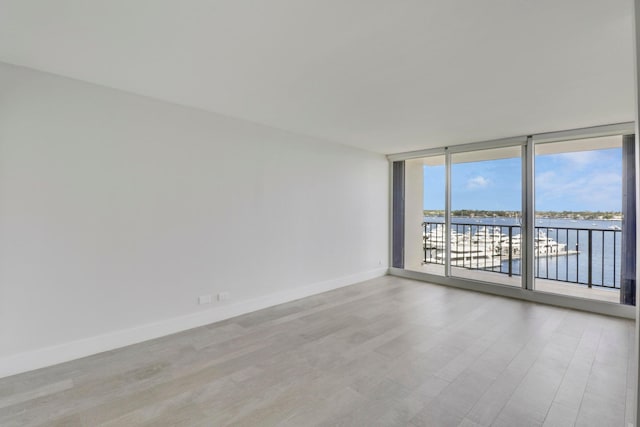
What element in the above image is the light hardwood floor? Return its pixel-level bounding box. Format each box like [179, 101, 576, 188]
[0, 276, 635, 426]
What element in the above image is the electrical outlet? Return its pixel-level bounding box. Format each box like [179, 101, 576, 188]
[198, 295, 212, 305]
[217, 292, 230, 302]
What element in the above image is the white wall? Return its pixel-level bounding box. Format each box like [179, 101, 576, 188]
[0, 63, 388, 376]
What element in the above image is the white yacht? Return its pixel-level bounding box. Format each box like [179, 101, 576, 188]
[534, 230, 572, 256]
[426, 244, 502, 269]
[423, 223, 577, 268]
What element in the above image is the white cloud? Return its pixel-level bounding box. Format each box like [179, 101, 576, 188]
[534, 148, 623, 210]
[535, 171, 556, 188]
[555, 151, 600, 169]
[536, 171, 622, 210]
[467, 176, 489, 189]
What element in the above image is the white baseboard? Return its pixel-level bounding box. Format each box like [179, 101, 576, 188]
[0, 268, 388, 379]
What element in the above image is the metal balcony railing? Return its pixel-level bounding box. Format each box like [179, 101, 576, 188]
[422, 221, 622, 289]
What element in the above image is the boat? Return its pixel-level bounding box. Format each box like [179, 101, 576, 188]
[472, 226, 505, 245]
[534, 230, 571, 256]
[501, 231, 574, 258]
[423, 223, 578, 268]
[423, 224, 447, 249]
[426, 243, 501, 269]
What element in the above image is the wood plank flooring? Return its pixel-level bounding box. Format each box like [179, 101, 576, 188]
[0, 276, 635, 426]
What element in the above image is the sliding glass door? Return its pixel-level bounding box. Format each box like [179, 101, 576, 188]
[390, 124, 635, 307]
[533, 135, 631, 304]
[449, 146, 522, 287]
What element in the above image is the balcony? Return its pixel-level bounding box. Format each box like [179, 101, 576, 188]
[421, 221, 622, 303]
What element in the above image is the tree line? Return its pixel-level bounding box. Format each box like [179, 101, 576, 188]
[423, 210, 622, 220]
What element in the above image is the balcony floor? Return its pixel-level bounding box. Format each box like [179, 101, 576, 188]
[415, 264, 621, 304]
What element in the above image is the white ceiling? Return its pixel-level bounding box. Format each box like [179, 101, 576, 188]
[0, 1, 634, 154]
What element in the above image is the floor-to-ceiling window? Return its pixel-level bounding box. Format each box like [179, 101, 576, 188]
[390, 123, 636, 310]
[533, 135, 633, 304]
[450, 146, 522, 287]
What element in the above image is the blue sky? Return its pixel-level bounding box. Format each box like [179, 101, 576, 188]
[423, 148, 622, 211]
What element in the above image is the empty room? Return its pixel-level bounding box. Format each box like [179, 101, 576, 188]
[1, 1, 639, 426]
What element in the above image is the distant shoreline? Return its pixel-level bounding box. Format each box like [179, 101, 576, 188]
[423, 210, 623, 221]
